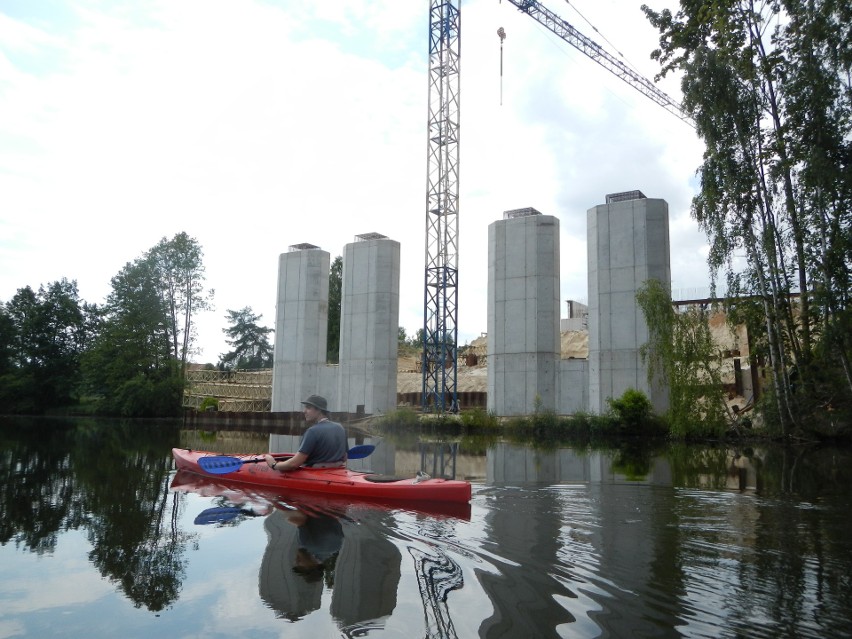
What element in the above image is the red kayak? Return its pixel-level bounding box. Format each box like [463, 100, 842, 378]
[172, 448, 472, 505]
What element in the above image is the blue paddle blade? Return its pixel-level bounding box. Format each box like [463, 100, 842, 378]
[347, 444, 375, 460]
[194, 507, 244, 525]
[198, 456, 253, 474]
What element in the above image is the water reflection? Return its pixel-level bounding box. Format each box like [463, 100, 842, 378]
[260, 509, 344, 620]
[0, 417, 186, 612]
[408, 545, 465, 637]
[3, 417, 852, 639]
[173, 472, 412, 634]
[169, 468, 477, 636]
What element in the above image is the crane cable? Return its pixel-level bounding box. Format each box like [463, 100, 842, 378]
[560, 0, 647, 79]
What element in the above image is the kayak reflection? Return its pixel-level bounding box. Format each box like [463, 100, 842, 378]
[171, 469, 472, 521]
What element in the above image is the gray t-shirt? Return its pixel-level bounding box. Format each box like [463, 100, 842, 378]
[298, 419, 347, 465]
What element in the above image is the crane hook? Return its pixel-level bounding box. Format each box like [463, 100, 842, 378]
[497, 28, 506, 105]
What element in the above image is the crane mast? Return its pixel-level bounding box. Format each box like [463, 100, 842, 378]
[419, 0, 688, 413]
[422, 0, 461, 412]
[504, 0, 690, 123]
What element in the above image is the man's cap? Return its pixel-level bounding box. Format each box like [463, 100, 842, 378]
[301, 395, 328, 411]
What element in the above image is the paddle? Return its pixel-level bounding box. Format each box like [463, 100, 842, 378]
[193, 506, 246, 525]
[198, 444, 376, 475]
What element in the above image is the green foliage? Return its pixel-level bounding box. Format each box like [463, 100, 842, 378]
[503, 411, 628, 447]
[373, 406, 422, 430]
[611, 444, 653, 480]
[372, 406, 501, 438]
[567, 411, 620, 435]
[98, 365, 184, 418]
[219, 307, 273, 370]
[0, 305, 15, 378]
[80, 232, 207, 417]
[458, 407, 500, 430]
[0, 279, 91, 414]
[607, 388, 653, 431]
[148, 232, 213, 372]
[637, 280, 728, 438]
[327, 256, 342, 363]
[641, 0, 852, 436]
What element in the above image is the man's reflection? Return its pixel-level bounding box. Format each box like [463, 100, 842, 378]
[259, 508, 337, 620]
[285, 509, 343, 586]
[258, 505, 402, 630]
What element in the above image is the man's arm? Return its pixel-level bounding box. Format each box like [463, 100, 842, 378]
[264, 452, 308, 472]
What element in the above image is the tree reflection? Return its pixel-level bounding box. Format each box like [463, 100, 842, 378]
[0, 418, 77, 553]
[0, 417, 189, 612]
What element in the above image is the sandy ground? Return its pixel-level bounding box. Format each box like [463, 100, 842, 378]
[397, 331, 589, 394]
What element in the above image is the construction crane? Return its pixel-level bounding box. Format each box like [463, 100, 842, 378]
[420, 0, 689, 413]
[502, 0, 691, 124]
[422, 0, 461, 413]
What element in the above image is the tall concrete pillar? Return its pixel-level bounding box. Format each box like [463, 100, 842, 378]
[487, 208, 560, 416]
[271, 244, 330, 412]
[587, 192, 670, 414]
[337, 233, 400, 414]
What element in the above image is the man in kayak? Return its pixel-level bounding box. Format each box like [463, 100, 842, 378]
[263, 395, 348, 471]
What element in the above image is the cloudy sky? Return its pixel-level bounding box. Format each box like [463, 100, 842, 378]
[0, 0, 709, 364]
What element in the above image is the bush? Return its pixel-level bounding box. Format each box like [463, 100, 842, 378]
[607, 388, 653, 433]
[459, 407, 500, 430]
[373, 406, 421, 429]
[569, 411, 619, 435]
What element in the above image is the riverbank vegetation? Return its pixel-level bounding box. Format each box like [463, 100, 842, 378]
[638, 0, 852, 439]
[0, 233, 213, 417]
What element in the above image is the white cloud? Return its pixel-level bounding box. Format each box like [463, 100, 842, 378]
[0, 0, 710, 362]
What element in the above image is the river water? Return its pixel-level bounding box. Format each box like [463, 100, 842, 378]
[1, 416, 850, 638]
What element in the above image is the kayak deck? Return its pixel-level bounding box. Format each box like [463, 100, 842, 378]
[171, 448, 472, 504]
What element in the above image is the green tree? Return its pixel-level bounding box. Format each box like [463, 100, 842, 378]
[0, 306, 15, 378]
[82, 256, 180, 417]
[148, 232, 213, 375]
[412, 328, 425, 349]
[637, 280, 729, 438]
[0, 280, 89, 413]
[33, 279, 89, 408]
[327, 255, 342, 363]
[6, 286, 39, 369]
[641, 0, 852, 435]
[219, 307, 273, 370]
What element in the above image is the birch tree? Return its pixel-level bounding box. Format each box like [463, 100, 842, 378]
[642, 0, 851, 435]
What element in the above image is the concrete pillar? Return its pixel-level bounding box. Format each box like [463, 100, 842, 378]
[487, 208, 560, 416]
[587, 194, 670, 414]
[271, 244, 330, 412]
[337, 234, 400, 414]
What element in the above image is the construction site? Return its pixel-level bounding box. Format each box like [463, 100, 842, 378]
[182, 1, 754, 420]
[184, 196, 756, 419]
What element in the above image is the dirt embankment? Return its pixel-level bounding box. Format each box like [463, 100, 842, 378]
[397, 331, 589, 393]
